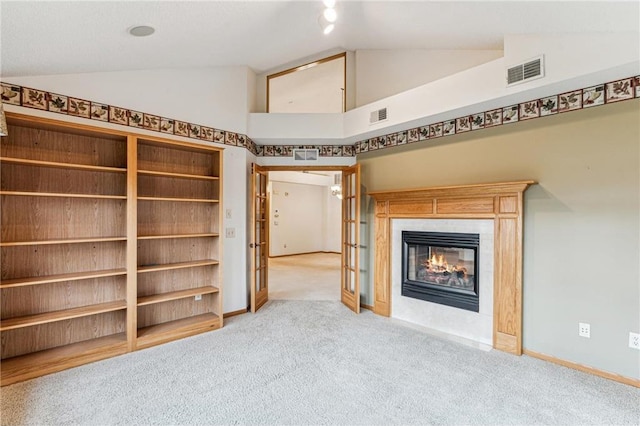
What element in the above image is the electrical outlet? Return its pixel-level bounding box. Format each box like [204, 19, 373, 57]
[629, 332, 640, 350]
[225, 227, 235, 238]
[579, 322, 590, 338]
[194, 294, 202, 301]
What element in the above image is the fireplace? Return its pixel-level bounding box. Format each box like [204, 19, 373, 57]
[402, 231, 480, 312]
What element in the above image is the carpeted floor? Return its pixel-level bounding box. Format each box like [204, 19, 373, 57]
[269, 253, 341, 301]
[1, 300, 638, 425]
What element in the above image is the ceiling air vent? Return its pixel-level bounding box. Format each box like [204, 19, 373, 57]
[370, 107, 388, 124]
[293, 149, 319, 161]
[506, 55, 544, 86]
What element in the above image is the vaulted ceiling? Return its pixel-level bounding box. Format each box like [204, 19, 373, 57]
[2, 1, 638, 77]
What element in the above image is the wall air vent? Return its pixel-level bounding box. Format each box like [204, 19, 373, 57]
[506, 55, 544, 86]
[293, 149, 319, 161]
[370, 107, 388, 124]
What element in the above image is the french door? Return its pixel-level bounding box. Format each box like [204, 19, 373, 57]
[250, 163, 269, 312]
[341, 164, 361, 313]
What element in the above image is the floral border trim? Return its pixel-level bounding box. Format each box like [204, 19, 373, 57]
[2, 76, 638, 158]
[353, 75, 639, 155]
[0, 82, 265, 154]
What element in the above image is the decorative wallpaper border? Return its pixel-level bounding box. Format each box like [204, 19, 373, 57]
[353, 75, 640, 156]
[2, 75, 638, 158]
[0, 81, 265, 154]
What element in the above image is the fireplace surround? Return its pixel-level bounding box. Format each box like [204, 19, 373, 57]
[369, 180, 535, 355]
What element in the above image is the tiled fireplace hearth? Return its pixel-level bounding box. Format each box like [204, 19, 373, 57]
[392, 219, 494, 345]
[369, 181, 535, 355]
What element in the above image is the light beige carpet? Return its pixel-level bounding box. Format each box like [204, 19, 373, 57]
[268, 252, 341, 301]
[2, 300, 638, 425]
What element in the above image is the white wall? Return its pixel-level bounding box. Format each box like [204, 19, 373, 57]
[269, 172, 341, 256]
[249, 33, 639, 145]
[503, 33, 640, 93]
[3, 67, 252, 134]
[323, 188, 341, 253]
[222, 146, 251, 313]
[355, 49, 503, 106]
[269, 181, 325, 256]
[253, 48, 355, 113]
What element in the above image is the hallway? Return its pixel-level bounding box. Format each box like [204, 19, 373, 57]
[268, 252, 341, 301]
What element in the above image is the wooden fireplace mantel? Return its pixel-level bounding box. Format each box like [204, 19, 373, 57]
[368, 180, 535, 355]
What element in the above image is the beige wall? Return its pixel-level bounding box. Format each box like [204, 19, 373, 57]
[357, 100, 640, 380]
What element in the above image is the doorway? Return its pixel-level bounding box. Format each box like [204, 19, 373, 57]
[250, 165, 361, 313]
[268, 170, 342, 301]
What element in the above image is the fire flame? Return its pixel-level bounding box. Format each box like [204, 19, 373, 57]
[430, 253, 448, 269]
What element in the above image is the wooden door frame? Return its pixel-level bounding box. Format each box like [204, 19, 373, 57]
[253, 165, 354, 308]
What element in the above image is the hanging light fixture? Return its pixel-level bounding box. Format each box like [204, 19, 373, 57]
[0, 102, 8, 137]
[319, 0, 337, 35]
[330, 173, 342, 199]
[323, 7, 337, 23]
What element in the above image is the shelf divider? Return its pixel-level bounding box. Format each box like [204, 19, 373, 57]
[137, 286, 219, 306]
[137, 259, 219, 274]
[136, 313, 220, 349]
[137, 196, 218, 203]
[137, 233, 219, 240]
[0, 237, 127, 247]
[0, 300, 127, 331]
[0, 333, 128, 387]
[0, 156, 127, 173]
[0, 268, 127, 289]
[138, 169, 219, 181]
[0, 191, 126, 200]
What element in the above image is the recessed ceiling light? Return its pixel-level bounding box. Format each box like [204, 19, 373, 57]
[129, 25, 155, 37]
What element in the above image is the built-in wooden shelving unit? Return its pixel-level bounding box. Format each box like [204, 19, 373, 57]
[135, 136, 222, 349]
[0, 113, 223, 386]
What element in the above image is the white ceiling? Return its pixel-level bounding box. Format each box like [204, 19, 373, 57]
[1, 1, 638, 78]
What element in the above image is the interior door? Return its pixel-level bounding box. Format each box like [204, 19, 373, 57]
[250, 163, 269, 313]
[341, 164, 361, 313]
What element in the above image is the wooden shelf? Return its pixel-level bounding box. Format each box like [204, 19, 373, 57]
[0, 157, 127, 173]
[137, 233, 219, 240]
[137, 286, 220, 306]
[0, 115, 224, 385]
[0, 191, 126, 200]
[136, 313, 220, 348]
[137, 259, 219, 274]
[0, 268, 127, 289]
[0, 237, 127, 247]
[0, 333, 128, 387]
[138, 169, 219, 181]
[0, 300, 127, 331]
[137, 196, 219, 203]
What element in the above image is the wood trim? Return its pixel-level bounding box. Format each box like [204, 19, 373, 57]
[258, 165, 349, 172]
[369, 180, 535, 354]
[268, 251, 339, 258]
[523, 349, 640, 388]
[368, 180, 535, 199]
[6, 111, 129, 137]
[266, 52, 347, 113]
[361, 304, 374, 311]
[126, 135, 138, 351]
[223, 308, 249, 319]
